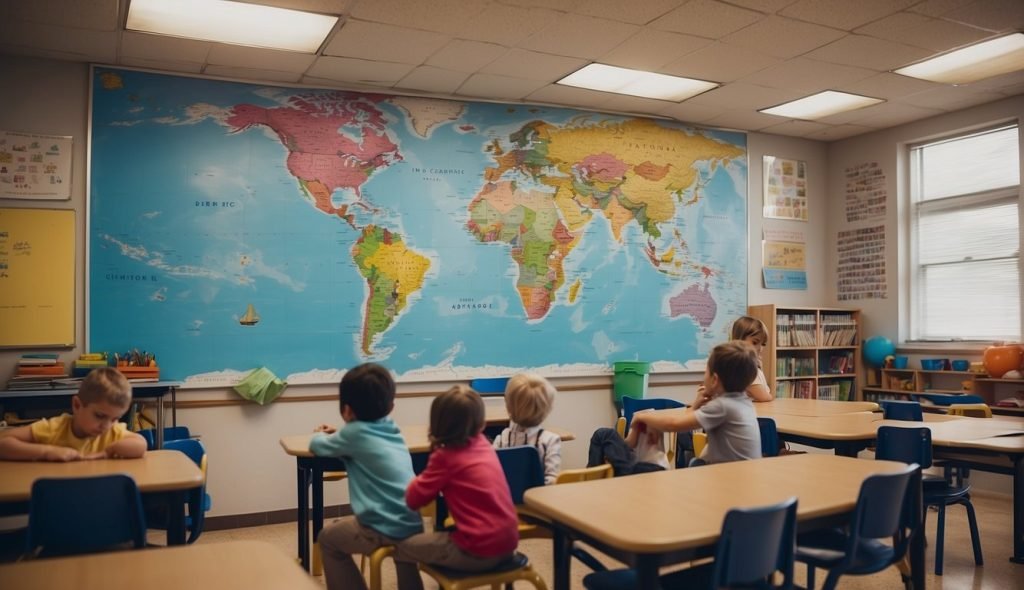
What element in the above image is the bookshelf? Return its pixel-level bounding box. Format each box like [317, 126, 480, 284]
[863, 368, 1024, 416]
[747, 304, 862, 402]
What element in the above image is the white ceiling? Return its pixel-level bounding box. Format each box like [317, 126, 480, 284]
[2, 0, 1023, 141]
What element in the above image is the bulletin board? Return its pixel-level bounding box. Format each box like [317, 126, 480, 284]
[0, 208, 75, 347]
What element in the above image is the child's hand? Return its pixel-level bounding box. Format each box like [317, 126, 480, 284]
[43, 447, 82, 462]
[314, 424, 337, 434]
[82, 451, 108, 460]
[692, 385, 711, 409]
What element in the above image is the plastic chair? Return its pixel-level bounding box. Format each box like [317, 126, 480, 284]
[583, 496, 798, 590]
[616, 396, 686, 467]
[138, 425, 192, 450]
[881, 400, 923, 421]
[875, 426, 983, 575]
[553, 464, 614, 572]
[418, 553, 548, 590]
[795, 463, 921, 590]
[758, 416, 780, 457]
[947, 403, 992, 418]
[469, 377, 509, 394]
[148, 438, 210, 544]
[26, 474, 147, 558]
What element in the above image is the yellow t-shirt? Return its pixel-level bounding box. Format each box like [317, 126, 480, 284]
[29, 413, 129, 454]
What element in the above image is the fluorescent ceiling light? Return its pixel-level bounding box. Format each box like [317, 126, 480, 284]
[760, 91, 884, 120]
[556, 64, 718, 102]
[127, 0, 338, 53]
[894, 33, 1024, 84]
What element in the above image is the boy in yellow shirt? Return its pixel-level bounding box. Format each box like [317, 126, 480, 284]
[0, 367, 147, 461]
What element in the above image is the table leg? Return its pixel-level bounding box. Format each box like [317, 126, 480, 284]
[167, 491, 186, 545]
[551, 527, 571, 590]
[171, 386, 177, 427]
[636, 554, 661, 589]
[1012, 455, 1024, 564]
[297, 463, 311, 571]
[312, 467, 325, 549]
[155, 397, 164, 449]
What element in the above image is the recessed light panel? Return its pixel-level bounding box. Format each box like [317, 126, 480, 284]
[557, 64, 718, 102]
[895, 33, 1024, 85]
[760, 91, 884, 120]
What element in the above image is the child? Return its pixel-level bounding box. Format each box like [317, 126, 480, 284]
[0, 367, 147, 461]
[397, 385, 519, 572]
[310, 363, 424, 590]
[632, 340, 762, 465]
[731, 315, 773, 401]
[492, 373, 561, 484]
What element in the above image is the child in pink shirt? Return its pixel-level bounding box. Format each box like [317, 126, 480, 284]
[396, 385, 519, 571]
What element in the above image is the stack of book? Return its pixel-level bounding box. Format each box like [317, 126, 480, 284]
[7, 354, 69, 390]
[72, 352, 110, 376]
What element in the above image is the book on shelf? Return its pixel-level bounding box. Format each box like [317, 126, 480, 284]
[819, 313, 858, 346]
[17, 357, 60, 366]
[16, 364, 67, 376]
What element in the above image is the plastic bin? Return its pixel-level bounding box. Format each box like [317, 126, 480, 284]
[612, 361, 651, 407]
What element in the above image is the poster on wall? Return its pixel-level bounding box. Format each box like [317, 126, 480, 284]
[844, 161, 886, 222]
[763, 155, 807, 221]
[762, 229, 807, 290]
[0, 130, 72, 200]
[836, 225, 887, 300]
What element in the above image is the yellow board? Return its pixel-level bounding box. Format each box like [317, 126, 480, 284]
[0, 208, 75, 347]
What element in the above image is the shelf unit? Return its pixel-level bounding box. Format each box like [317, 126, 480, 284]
[747, 304, 861, 402]
[863, 368, 1024, 416]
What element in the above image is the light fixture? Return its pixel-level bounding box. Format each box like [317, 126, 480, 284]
[556, 64, 719, 102]
[759, 91, 884, 120]
[126, 0, 338, 53]
[894, 33, 1024, 84]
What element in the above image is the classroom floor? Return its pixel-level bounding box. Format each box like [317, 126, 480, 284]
[194, 489, 1023, 589]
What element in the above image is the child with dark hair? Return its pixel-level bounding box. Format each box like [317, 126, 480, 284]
[396, 385, 519, 572]
[310, 363, 424, 590]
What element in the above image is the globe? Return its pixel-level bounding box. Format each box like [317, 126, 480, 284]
[863, 336, 895, 368]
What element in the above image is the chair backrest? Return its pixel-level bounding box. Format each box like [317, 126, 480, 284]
[496, 445, 545, 504]
[947, 403, 992, 418]
[138, 425, 192, 450]
[843, 464, 920, 562]
[712, 496, 798, 588]
[757, 417, 779, 457]
[881, 400, 923, 421]
[470, 377, 509, 395]
[620, 396, 685, 433]
[555, 463, 613, 484]
[163, 438, 210, 543]
[875, 426, 933, 470]
[27, 474, 146, 557]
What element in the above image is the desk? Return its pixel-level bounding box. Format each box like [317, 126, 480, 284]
[0, 381, 182, 448]
[755, 398, 878, 416]
[0, 450, 202, 545]
[0, 540, 321, 590]
[524, 454, 912, 590]
[280, 420, 575, 572]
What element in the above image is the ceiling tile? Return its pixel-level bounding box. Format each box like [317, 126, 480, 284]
[907, 0, 975, 17]
[480, 49, 586, 82]
[1, 0, 119, 31]
[426, 40, 507, 73]
[518, 13, 639, 58]
[969, 70, 1024, 91]
[661, 42, 781, 83]
[720, 16, 845, 59]
[349, 0, 490, 35]
[203, 65, 303, 84]
[836, 72, 943, 100]
[0, 21, 117, 63]
[118, 57, 204, 74]
[573, 0, 687, 25]
[739, 57, 877, 92]
[941, 0, 1024, 32]
[899, 85, 1007, 111]
[599, 29, 711, 71]
[524, 84, 614, 110]
[323, 20, 449, 64]
[758, 119, 831, 137]
[803, 35, 931, 71]
[456, 4, 558, 46]
[502, 0, 584, 9]
[394, 66, 470, 94]
[839, 102, 945, 127]
[242, 1, 354, 13]
[121, 32, 210, 64]
[725, 0, 801, 12]
[599, 94, 677, 116]
[456, 73, 548, 100]
[704, 109, 783, 131]
[803, 123, 877, 140]
[658, 100, 725, 123]
[207, 44, 316, 73]
[779, 0, 918, 31]
[652, 0, 762, 39]
[306, 55, 414, 85]
[686, 82, 802, 110]
[855, 12, 992, 51]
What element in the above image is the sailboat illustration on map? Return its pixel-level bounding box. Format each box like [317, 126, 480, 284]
[239, 303, 260, 326]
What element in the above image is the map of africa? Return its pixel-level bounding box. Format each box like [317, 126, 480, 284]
[89, 67, 748, 385]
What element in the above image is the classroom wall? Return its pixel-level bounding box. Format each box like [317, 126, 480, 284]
[2, 54, 834, 517]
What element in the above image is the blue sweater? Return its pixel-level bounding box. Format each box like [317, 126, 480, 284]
[310, 418, 423, 539]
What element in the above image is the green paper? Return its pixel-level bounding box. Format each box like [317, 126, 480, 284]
[233, 367, 287, 405]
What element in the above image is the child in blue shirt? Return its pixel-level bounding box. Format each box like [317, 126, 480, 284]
[310, 363, 424, 590]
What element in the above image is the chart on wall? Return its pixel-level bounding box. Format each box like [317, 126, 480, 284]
[89, 67, 748, 385]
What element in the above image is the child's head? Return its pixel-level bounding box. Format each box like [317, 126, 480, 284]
[504, 373, 556, 428]
[429, 385, 484, 448]
[705, 340, 759, 394]
[338, 363, 395, 422]
[71, 367, 132, 438]
[730, 316, 769, 357]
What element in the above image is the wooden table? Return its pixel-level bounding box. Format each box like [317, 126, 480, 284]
[0, 540, 321, 590]
[0, 450, 203, 545]
[524, 454, 914, 590]
[280, 420, 574, 572]
[755, 398, 878, 416]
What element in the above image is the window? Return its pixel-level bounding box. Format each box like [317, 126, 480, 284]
[909, 124, 1021, 341]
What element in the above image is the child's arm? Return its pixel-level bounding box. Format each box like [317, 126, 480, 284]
[631, 407, 701, 433]
[0, 426, 81, 462]
[101, 431, 148, 459]
[405, 453, 448, 510]
[747, 368, 773, 402]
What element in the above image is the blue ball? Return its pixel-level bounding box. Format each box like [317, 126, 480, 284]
[863, 336, 895, 368]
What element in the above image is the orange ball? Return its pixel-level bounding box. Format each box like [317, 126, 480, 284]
[983, 345, 1024, 378]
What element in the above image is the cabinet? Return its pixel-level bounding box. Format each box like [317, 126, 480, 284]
[863, 369, 1024, 416]
[747, 305, 861, 402]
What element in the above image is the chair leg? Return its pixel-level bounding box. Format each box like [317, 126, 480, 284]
[821, 568, 843, 590]
[806, 565, 816, 589]
[935, 504, 946, 576]
[963, 499, 984, 566]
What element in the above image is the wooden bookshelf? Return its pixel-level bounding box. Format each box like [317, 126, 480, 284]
[863, 369, 1024, 416]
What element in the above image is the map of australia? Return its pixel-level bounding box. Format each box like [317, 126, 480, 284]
[89, 67, 747, 385]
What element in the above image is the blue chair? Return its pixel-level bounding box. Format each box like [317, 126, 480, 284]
[881, 400, 923, 421]
[618, 396, 687, 466]
[583, 496, 798, 590]
[27, 474, 147, 558]
[875, 426, 983, 575]
[758, 416, 780, 457]
[795, 463, 921, 590]
[138, 425, 191, 450]
[148, 438, 210, 544]
[469, 377, 509, 394]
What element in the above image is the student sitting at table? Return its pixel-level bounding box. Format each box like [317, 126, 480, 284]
[632, 340, 762, 465]
[730, 315, 774, 401]
[310, 363, 425, 590]
[0, 367, 147, 461]
[492, 372, 561, 484]
[397, 385, 519, 573]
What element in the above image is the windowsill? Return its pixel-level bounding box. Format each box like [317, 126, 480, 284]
[898, 341, 1005, 355]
